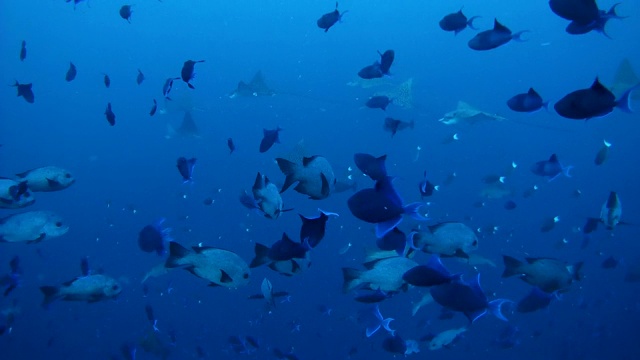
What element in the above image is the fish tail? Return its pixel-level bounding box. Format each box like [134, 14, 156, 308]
[488, 299, 512, 321]
[562, 165, 574, 178]
[616, 83, 640, 113]
[512, 30, 530, 42]
[165, 241, 190, 268]
[249, 243, 271, 268]
[341, 267, 364, 293]
[467, 16, 481, 30]
[403, 202, 427, 221]
[275, 158, 299, 193]
[40, 286, 59, 308]
[572, 261, 584, 281]
[501, 255, 523, 278]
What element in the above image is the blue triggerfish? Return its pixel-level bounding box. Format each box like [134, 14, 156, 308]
[554, 77, 638, 120]
[402, 254, 461, 287]
[354, 153, 387, 181]
[468, 19, 528, 51]
[530, 153, 572, 181]
[507, 88, 548, 112]
[176, 157, 196, 183]
[299, 209, 338, 248]
[259, 127, 282, 153]
[316, 2, 347, 32]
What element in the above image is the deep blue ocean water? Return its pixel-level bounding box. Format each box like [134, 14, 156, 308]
[1, 1, 640, 359]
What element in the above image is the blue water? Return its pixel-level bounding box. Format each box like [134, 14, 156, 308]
[2, 1, 640, 359]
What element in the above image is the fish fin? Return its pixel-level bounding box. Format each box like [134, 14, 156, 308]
[219, 270, 233, 283]
[302, 156, 318, 167]
[572, 262, 584, 281]
[366, 324, 381, 337]
[488, 299, 512, 321]
[40, 286, 59, 308]
[502, 255, 523, 278]
[467, 16, 480, 30]
[375, 216, 403, 238]
[465, 310, 487, 323]
[512, 30, 530, 42]
[249, 243, 271, 268]
[187, 83, 195, 89]
[404, 202, 427, 220]
[493, 18, 509, 32]
[46, 178, 60, 188]
[426, 254, 452, 277]
[208, 282, 221, 287]
[616, 83, 640, 113]
[320, 173, 330, 198]
[453, 248, 469, 259]
[342, 267, 364, 293]
[165, 241, 191, 268]
[275, 158, 299, 193]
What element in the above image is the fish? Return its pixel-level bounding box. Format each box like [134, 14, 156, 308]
[376, 227, 411, 255]
[119, 5, 133, 23]
[594, 139, 611, 165]
[227, 138, 235, 154]
[259, 127, 282, 153]
[383, 117, 414, 137]
[348, 176, 426, 238]
[530, 154, 572, 181]
[40, 258, 122, 307]
[382, 335, 408, 354]
[247, 290, 290, 300]
[15, 166, 75, 192]
[342, 256, 418, 293]
[149, 99, 157, 116]
[365, 95, 392, 111]
[439, 101, 506, 125]
[419, 171, 438, 198]
[136, 69, 145, 85]
[601, 256, 619, 269]
[516, 287, 554, 313]
[468, 19, 528, 51]
[0, 256, 21, 297]
[316, 2, 346, 32]
[162, 77, 180, 100]
[354, 153, 387, 181]
[0, 178, 35, 209]
[354, 289, 392, 303]
[554, 78, 638, 120]
[105, 102, 116, 126]
[181, 60, 205, 89]
[413, 222, 478, 258]
[439, 8, 480, 35]
[502, 255, 583, 293]
[549, 0, 599, 24]
[138, 218, 172, 256]
[358, 63, 384, 80]
[276, 155, 336, 199]
[430, 273, 510, 323]
[240, 172, 286, 219]
[611, 58, 640, 101]
[103, 74, 111, 88]
[261, 278, 275, 308]
[507, 88, 548, 112]
[249, 242, 311, 276]
[378, 50, 395, 75]
[12, 81, 34, 104]
[165, 241, 250, 288]
[0, 211, 69, 243]
[599, 191, 622, 230]
[403, 255, 461, 287]
[176, 157, 196, 183]
[65, 62, 77, 82]
[504, 200, 517, 210]
[19, 40, 26, 61]
[229, 71, 275, 98]
[299, 209, 338, 248]
[565, 4, 626, 38]
[358, 305, 395, 337]
[373, 78, 415, 109]
[429, 327, 467, 350]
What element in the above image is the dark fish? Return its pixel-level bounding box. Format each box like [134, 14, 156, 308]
[419, 171, 438, 198]
[382, 335, 407, 354]
[383, 117, 414, 137]
[317, 2, 346, 32]
[507, 88, 548, 112]
[136, 69, 145, 85]
[259, 127, 282, 153]
[19, 40, 26, 61]
[540, 216, 560, 232]
[138, 218, 172, 256]
[354, 153, 387, 181]
[594, 140, 611, 165]
[549, 0, 599, 24]
[430, 273, 510, 323]
[176, 157, 196, 183]
[145, 304, 155, 324]
[119, 5, 133, 23]
[105, 102, 116, 126]
[354, 289, 391, 303]
[299, 209, 337, 248]
[0, 256, 21, 296]
[103, 74, 111, 88]
[65, 62, 77, 82]
[439, 8, 480, 35]
[565, 4, 626, 38]
[530, 154, 572, 181]
[503, 200, 517, 210]
[181, 60, 205, 89]
[267, 233, 310, 262]
[378, 50, 395, 75]
[358, 63, 384, 80]
[402, 255, 460, 287]
[583, 217, 600, 234]
[376, 227, 408, 255]
[601, 256, 619, 269]
[516, 287, 554, 313]
[227, 138, 235, 154]
[202, 197, 213, 206]
[365, 95, 392, 111]
[12, 81, 34, 103]
[554, 77, 638, 120]
[347, 176, 426, 238]
[468, 19, 528, 51]
[149, 99, 157, 116]
[162, 77, 180, 100]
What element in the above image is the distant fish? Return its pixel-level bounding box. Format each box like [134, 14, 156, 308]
[549, 0, 599, 24]
[138, 218, 172, 256]
[16, 166, 75, 192]
[176, 157, 196, 183]
[12, 81, 34, 104]
[317, 2, 347, 32]
[227, 138, 235, 154]
[181, 60, 205, 89]
[502, 255, 583, 293]
[565, 4, 626, 38]
[276, 155, 336, 200]
[554, 77, 638, 120]
[162, 77, 180, 100]
[358, 63, 384, 80]
[65, 62, 77, 82]
[354, 153, 387, 181]
[383, 117, 414, 137]
[299, 209, 338, 248]
[136, 69, 145, 85]
[507, 88, 548, 112]
[439, 8, 480, 35]
[119, 5, 133, 23]
[402, 255, 461, 287]
[594, 139, 611, 165]
[601, 255, 619, 269]
[229, 71, 275, 98]
[516, 287, 553, 313]
[586, 191, 624, 232]
[103, 74, 111, 88]
[503, 200, 517, 210]
[19, 40, 26, 61]
[366, 95, 392, 111]
[354, 289, 391, 304]
[240, 172, 287, 219]
[378, 50, 395, 75]
[105, 102, 116, 126]
[149, 99, 157, 116]
[259, 127, 282, 153]
[468, 19, 528, 51]
[530, 154, 572, 181]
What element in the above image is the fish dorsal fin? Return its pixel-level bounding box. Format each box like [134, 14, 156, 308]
[548, 154, 558, 163]
[493, 19, 510, 33]
[281, 232, 296, 244]
[363, 258, 381, 270]
[62, 279, 77, 287]
[302, 156, 318, 167]
[527, 88, 539, 97]
[590, 77, 610, 94]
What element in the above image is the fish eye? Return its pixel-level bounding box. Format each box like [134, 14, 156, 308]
[55, 221, 63, 227]
[472, 240, 478, 246]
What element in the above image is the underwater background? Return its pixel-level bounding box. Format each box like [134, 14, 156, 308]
[1, 1, 640, 359]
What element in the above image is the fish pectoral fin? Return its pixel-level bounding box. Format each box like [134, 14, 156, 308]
[219, 270, 233, 283]
[208, 282, 221, 287]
